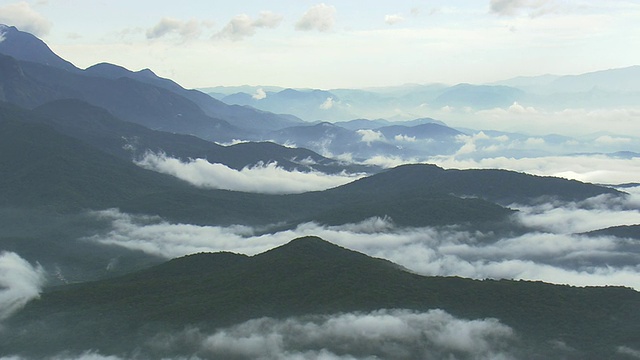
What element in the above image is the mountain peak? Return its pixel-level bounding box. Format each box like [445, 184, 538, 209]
[0, 24, 77, 72]
[258, 236, 349, 258]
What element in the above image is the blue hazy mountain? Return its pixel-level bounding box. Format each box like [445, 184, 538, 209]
[0, 25, 303, 139]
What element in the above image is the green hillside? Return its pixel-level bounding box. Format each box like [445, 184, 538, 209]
[4, 237, 638, 358]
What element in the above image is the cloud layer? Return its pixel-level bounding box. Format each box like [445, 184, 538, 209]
[0, 251, 46, 320]
[190, 309, 516, 359]
[87, 187, 640, 289]
[135, 152, 362, 194]
[2, 310, 515, 359]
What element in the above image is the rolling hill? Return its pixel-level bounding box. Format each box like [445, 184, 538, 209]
[3, 236, 638, 358]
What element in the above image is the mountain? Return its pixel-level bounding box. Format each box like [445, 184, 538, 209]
[334, 117, 447, 130]
[377, 122, 463, 139]
[4, 236, 638, 358]
[0, 104, 192, 210]
[266, 121, 404, 159]
[222, 88, 356, 122]
[0, 104, 617, 228]
[0, 25, 303, 139]
[583, 224, 640, 240]
[0, 102, 513, 230]
[433, 83, 525, 109]
[84, 62, 305, 132]
[549, 66, 640, 93]
[330, 163, 621, 205]
[0, 24, 77, 71]
[30, 99, 349, 173]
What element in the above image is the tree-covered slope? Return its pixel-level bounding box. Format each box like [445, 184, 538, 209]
[4, 237, 638, 358]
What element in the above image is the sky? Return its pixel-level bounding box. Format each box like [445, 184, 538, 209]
[0, 0, 639, 89]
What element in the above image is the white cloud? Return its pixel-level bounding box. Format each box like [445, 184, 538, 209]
[595, 135, 632, 145]
[524, 137, 545, 145]
[295, 3, 337, 32]
[508, 101, 537, 114]
[252, 88, 267, 100]
[0, 251, 46, 320]
[394, 134, 416, 142]
[0, 2, 51, 36]
[196, 309, 515, 359]
[428, 154, 640, 185]
[513, 194, 640, 234]
[319, 96, 334, 110]
[146, 17, 202, 41]
[356, 129, 385, 144]
[134, 152, 362, 194]
[384, 14, 405, 25]
[216, 11, 283, 41]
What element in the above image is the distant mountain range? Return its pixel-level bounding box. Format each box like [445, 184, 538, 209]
[4, 236, 638, 358]
[210, 66, 640, 122]
[0, 25, 303, 141]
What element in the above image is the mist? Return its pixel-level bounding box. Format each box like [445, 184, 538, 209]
[86, 187, 640, 289]
[0, 252, 46, 320]
[2, 309, 516, 360]
[135, 151, 363, 194]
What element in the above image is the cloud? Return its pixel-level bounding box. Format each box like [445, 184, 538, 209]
[489, 0, 556, 17]
[252, 88, 267, 100]
[8, 309, 513, 359]
[134, 151, 362, 194]
[295, 3, 337, 32]
[194, 309, 515, 359]
[394, 134, 416, 142]
[356, 129, 385, 144]
[215, 11, 283, 41]
[0, 251, 46, 320]
[319, 96, 334, 110]
[88, 187, 640, 290]
[595, 135, 632, 145]
[618, 346, 640, 359]
[0, 2, 51, 36]
[146, 17, 202, 41]
[384, 14, 405, 25]
[428, 154, 640, 185]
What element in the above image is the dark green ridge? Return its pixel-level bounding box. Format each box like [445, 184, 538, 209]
[4, 237, 638, 359]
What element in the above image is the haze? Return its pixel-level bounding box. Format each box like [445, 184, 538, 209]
[1, 0, 638, 89]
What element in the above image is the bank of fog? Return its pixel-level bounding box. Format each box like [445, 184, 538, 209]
[88, 186, 640, 290]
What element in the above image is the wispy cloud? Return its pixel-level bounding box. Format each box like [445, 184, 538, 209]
[0, 2, 51, 36]
[0, 251, 46, 320]
[134, 152, 362, 194]
[295, 3, 337, 32]
[215, 11, 283, 41]
[146, 17, 202, 41]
